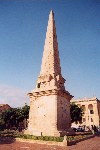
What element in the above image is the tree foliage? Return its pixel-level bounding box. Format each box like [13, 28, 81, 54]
[70, 103, 83, 123]
[0, 104, 30, 131]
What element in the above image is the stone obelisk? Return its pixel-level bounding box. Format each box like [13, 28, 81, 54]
[26, 10, 73, 136]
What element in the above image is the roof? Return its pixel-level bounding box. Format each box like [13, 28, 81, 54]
[71, 97, 100, 103]
[0, 104, 11, 112]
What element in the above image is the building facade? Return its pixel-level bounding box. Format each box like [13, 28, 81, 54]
[26, 10, 73, 137]
[71, 97, 100, 129]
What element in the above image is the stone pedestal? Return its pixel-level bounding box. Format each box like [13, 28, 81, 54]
[26, 90, 73, 137]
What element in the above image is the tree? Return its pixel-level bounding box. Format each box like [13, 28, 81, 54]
[70, 103, 83, 123]
[0, 115, 5, 130]
[21, 104, 30, 119]
[0, 104, 30, 131]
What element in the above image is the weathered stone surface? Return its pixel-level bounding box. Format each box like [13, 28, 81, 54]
[26, 10, 73, 136]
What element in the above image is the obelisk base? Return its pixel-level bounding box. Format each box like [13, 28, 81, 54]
[25, 127, 74, 137]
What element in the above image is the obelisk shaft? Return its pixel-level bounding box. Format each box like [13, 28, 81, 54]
[40, 10, 61, 76]
[36, 10, 65, 91]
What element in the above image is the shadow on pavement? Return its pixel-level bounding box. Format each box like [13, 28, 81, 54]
[95, 133, 100, 137]
[0, 136, 16, 144]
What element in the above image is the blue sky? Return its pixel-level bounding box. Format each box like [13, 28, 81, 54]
[0, 0, 100, 107]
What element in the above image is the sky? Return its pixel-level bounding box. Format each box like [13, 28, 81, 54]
[0, 0, 100, 107]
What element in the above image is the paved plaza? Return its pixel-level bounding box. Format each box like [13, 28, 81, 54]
[0, 136, 100, 150]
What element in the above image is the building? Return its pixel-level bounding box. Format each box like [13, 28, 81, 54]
[0, 104, 11, 113]
[26, 10, 73, 136]
[71, 97, 100, 129]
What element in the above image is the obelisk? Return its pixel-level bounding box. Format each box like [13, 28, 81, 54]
[26, 10, 73, 136]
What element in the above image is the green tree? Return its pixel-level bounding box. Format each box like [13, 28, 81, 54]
[0, 114, 5, 130]
[0, 104, 30, 131]
[70, 103, 83, 123]
[21, 104, 30, 119]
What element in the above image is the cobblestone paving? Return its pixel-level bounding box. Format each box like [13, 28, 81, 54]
[0, 136, 100, 150]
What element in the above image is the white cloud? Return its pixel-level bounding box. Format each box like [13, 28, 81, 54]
[0, 84, 29, 108]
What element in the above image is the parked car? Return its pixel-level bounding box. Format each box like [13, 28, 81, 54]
[71, 127, 77, 132]
[76, 126, 85, 132]
[71, 126, 85, 132]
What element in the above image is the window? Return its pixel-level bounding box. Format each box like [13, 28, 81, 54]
[37, 83, 41, 88]
[88, 104, 94, 114]
[81, 105, 86, 112]
[90, 110, 94, 114]
[83, 118, 86, 122]
[91, 118, 93, 122]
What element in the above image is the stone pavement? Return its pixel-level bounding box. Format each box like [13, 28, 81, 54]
[0, 136, 100, 150]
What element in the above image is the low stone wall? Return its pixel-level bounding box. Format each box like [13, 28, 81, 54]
[16, 138, 65, 146]
[69, 134, 95, 146]
[16, 134, 95, 147]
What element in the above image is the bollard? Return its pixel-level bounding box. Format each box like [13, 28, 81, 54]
[63, 135, 68, 146]
[92, 129, 95, 135]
